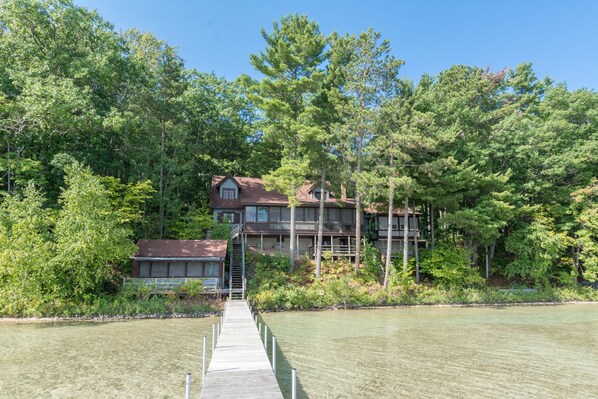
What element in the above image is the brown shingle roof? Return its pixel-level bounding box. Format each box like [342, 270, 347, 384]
[210, 176, 355, 208]
[134, 240, 227, 259]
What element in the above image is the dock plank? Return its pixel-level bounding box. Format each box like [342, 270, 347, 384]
[199, 300, 283, 399]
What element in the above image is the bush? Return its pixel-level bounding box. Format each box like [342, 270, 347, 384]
[419, 245, 484, 288]
[177, 280, 205, 298]
[359, 240, 383, 284]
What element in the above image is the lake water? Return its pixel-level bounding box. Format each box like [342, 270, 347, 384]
[261, 304, 598, 399]
[1, 304, 597, 398]
[0, 318, 217, 398]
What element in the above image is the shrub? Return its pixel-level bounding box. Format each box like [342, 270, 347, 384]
[420, 245, 484, 288]
[177, 279, 205, 298]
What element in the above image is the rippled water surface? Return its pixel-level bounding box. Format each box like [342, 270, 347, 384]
[0, 318, 217, 398]
[262, 304, 598, 399]
[1, 305, 597, 399]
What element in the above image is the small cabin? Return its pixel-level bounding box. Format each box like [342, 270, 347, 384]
[129, 239, 228, 290]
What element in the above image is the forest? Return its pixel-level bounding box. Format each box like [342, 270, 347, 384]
[0, 0, 596, 314]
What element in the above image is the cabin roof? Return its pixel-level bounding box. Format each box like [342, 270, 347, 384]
[210, 176, 355, 208]
[133, 240, 228, 260]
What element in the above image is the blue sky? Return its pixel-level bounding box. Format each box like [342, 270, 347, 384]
[75, 0, 597, 91]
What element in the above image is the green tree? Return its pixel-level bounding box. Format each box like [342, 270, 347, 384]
[505, 215, 568, 286]
[329, 28, 404, 275]
[246, 14, 327, 268]
[0, 183, 54, 314]
[53, 162, 136, 300]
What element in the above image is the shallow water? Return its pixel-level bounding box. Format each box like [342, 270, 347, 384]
[1, 305, 597, 399]
[0, 318, 217, 398]
[262, 304, 598, 399]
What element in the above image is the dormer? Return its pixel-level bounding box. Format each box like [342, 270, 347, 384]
[309, 184, 335, 201]
[216, 176, 240, 200]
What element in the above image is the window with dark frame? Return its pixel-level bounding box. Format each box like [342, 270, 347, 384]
[246, 206, 256, 222]
[221, 212, 235, 223]
[221, 188, 236, 199]
[257, 206, 268, 222]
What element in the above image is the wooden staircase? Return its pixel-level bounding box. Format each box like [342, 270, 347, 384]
[229, 224, 245, 299]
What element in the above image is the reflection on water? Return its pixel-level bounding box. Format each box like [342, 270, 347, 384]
[0, 318, 217, 398]
[262, 304, 598, 399]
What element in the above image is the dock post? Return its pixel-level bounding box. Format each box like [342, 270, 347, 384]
[254, 314, 258, 324]
[292, 368, 297, 399]
[259, 322, 262, 334]
[272, 336, 276, 373]
[202, 336, 207, 386]
[216, 322, 220, 337]
[264, 325, 268, 349]
[212, 324, 216, 353]
[185, 373, 191, 399]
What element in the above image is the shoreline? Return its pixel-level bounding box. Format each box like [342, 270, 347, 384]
[2, 300, 597, 322]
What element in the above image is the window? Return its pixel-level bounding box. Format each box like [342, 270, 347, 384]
[304, 207, 315, 222]
[151, 262, 168, 277]
[221, 212, 235, 223]
[281, 207, 291, 221]
[379, 216, 398, 230]
[221, 188, 236, 199]
[296, 208, 304, 222]
[313, 189, 329, 200]
[139, 262, 150, 278]
[245, 206, 256, 222]
[204, 262, 219, 277]
[341, 209, 353, 224]
[270, 207, 280, 222]
[187, 262, 203, 277]
[328, 208, 340, 222]
[257, 207, 268, 222]
[169, 262, 186, 277]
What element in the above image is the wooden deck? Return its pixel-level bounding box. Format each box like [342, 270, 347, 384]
[199, 300, 283, 399]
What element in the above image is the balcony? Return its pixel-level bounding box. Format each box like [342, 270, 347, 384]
[244, 221, 357, 234]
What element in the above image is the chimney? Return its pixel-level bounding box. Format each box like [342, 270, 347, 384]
[341, 182, 347, 201]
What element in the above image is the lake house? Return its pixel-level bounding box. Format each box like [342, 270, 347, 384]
[210, 175, 422, 259]
[129, 239, 228, 289]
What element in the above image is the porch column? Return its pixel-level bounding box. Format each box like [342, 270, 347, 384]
[348, 236, 351, 256]
[260, 234, 263, 251]
[279, 234, 282, 253]
[331, 235, 334, 256]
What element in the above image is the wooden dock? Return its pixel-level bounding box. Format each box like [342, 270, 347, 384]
[199, 300, 283, 399]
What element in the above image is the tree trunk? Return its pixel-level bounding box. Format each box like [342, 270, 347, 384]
[6, 140, 11, 194]
[403, 196, 409, 273]
[413, 199, 420, 283]
[316, 164, 326, 279]
[430, 204, 435, 249]
[159, 120, 166, 238]
[354, 131, 363, 275]
[485, 245, 490, 279]
[383, 178, 394, 289]
[471, 238, 479, 268]
[354, 192, 362, 276]
[289, 203, 296, 272]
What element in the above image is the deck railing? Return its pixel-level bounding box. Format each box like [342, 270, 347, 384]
[245, 221, 356, 233]
[122, 277, 221, 292]
[308, 244, 355, 257]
